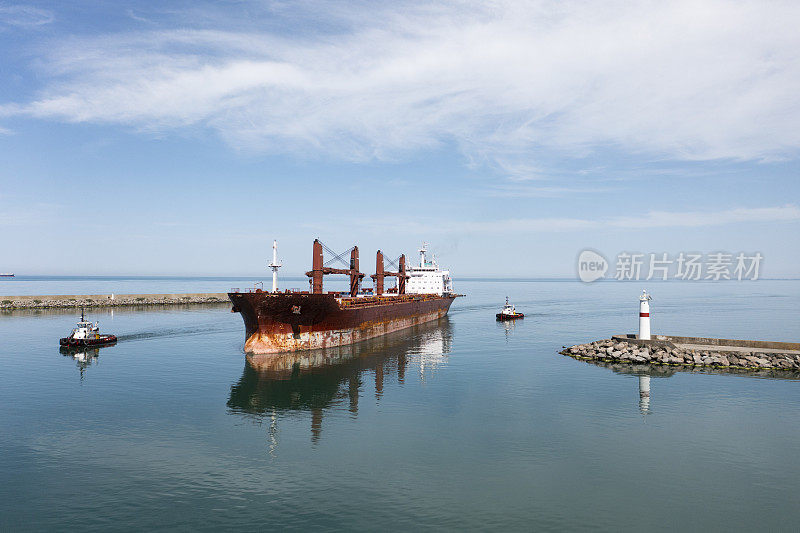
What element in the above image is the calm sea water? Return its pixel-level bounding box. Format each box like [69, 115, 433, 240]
[1, 278, 799, 531]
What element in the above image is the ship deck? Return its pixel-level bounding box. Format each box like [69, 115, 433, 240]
[335, 293, 452, 309]
[229, 289, 457, 310]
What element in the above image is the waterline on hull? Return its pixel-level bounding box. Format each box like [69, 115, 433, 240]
[243, 307, 450, 354]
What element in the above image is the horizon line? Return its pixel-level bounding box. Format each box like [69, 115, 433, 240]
[3, 275, 799, 282]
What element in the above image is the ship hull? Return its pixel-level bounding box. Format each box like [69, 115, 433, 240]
[229, 292, 456, 354]
[59, 335, 117, 347]
[496, 313, 524, 321]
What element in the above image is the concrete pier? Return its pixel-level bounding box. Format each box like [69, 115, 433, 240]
[0, 293, 229, 310]
[560, 335, 800, 372]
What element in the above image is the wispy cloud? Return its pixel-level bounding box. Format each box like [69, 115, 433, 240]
[330, 204, 800, 235]
[458, 205, 800, 233]
[484, 183, 610, 198]
[606, 205, 800, 229]
[2, 0, 800, 165]
[0, 4, 53, 28]
[0, 201, 60, 226]
[126, 9, 155, 25]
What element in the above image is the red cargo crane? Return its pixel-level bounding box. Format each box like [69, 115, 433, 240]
[305, 239, 365, 297]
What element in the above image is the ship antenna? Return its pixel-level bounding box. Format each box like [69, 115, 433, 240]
[269, 239, 282, 293]
[419, 242, 429, 267]
[80, 306, 85, 322]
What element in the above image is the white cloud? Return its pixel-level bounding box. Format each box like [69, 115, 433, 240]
[308, 205, 800, 236]
[0, 4, 53, 28]
[606, 205, 800, 229]
[0, 201, 59, 226]
[126, 9, 154, 25]
[453, 205, 800, 233]
[485, 184, 610, 198]
[2, 0, 800, 164]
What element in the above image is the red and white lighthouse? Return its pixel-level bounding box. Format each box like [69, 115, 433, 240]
[639, 289, 652, 340]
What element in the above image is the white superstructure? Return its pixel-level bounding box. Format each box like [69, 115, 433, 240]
[68, 309, 99, 340]
[405, 243, 454, 296]
[499, 297, 517, 316]
[70, 319, 98, 340]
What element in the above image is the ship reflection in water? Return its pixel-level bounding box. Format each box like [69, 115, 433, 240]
[227, 318, 453, 447]
[497, 317, 518, 341]
[59, 345, 105, 380]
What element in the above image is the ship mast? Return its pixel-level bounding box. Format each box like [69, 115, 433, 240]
[419, 242, 429, 267]
[269, 240, 282, 293]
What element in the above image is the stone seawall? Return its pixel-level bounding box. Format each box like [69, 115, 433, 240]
[561, 337, 800, 371]
[0, 293, 230, 309]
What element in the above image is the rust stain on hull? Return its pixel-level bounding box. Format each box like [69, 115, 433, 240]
[228, 292, 457, 354]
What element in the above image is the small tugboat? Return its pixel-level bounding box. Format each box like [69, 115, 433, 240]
[59, 308, 117, 347]
[496, 297, 524, 321]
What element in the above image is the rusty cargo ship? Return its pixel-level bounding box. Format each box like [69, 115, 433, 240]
[229, 240, 461, 354]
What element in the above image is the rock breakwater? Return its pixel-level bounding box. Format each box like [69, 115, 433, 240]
[1, 293, 229, 310]
[561, 337, 800, 371]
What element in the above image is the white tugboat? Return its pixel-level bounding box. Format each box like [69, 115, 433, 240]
[59, 308, 117, 348]
[496, 297, 524, 321]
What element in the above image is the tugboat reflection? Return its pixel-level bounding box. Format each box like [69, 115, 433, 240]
[227, 318, 453, 447]
[59, 345, 105, 379]
[497, 318, 518, 341]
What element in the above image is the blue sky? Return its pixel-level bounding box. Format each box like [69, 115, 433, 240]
[1, 0, 798, 277]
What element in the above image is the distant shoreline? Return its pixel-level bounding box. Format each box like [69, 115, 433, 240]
[0, 293, 230, 309]
[3, 275, 799, 281]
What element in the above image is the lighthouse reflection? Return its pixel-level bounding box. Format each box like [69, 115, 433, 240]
[227, 318, 453, 447]
[573, 357, 800, 417]
[572, 360, 678, 415]
[605, 364, 676, 415]
[600, 366, 671, 416]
